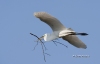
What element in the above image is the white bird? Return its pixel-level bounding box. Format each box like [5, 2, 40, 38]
[34, 12, 88, 49]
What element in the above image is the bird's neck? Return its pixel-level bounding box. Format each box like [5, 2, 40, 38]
[44, 32, 59, 41]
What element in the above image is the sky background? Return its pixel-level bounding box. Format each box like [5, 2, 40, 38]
[0, 0, 100, 64]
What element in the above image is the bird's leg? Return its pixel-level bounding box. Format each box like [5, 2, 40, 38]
[52, 40, 57, 46]
[52, 38, 59, 46]
[76, 32, 88, 36]
[67, 28, 88, 36]
[68, 32, 88, 36]
[52, 40, 68, 48]
[52, 38, 68, 47]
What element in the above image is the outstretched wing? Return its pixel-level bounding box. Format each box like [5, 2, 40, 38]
[34, 12, 87, 49]
[34, 12, 66, 31]
[62, 35, 87, 49]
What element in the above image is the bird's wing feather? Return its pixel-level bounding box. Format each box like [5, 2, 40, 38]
[34, 12, 66, 31]
[62, 35, 87, 49]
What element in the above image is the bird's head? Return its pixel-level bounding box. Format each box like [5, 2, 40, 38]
[43, 33, 51, 41]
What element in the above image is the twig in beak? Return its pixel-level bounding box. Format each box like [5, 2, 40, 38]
[30, 33, 47, 50]
[30, 33, 50, 62]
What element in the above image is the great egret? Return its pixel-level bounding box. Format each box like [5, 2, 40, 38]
[33, 12, 88, 49]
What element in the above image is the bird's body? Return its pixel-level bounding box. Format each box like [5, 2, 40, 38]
[43, 29, 75, 41]
[34, 12, 88, 49]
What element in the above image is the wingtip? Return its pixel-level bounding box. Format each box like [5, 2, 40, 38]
[79, 45, 87, 49]
[34, 12, 38, 17]
[34, 12, 46, 17]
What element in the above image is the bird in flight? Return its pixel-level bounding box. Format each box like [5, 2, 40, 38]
[33, 12, 88, 49]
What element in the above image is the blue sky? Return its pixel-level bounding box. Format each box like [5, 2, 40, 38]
[0, 0, 100, 64]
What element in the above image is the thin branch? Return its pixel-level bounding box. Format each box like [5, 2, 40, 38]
[40, 41, 46, 62]
[30, 33, 47, 50]
[33, 42, 38, 50]
[30, 33, 67, 62]
[30, 33, 50, 62]
[45, 53, 51, 56]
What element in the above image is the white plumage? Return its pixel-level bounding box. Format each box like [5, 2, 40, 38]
[34, 12, 88, 49]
